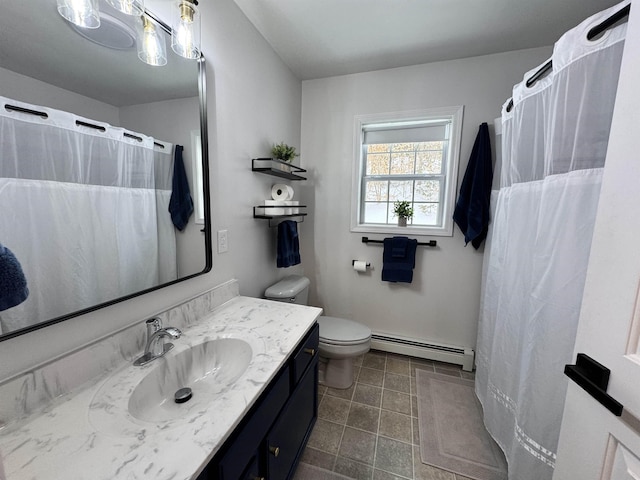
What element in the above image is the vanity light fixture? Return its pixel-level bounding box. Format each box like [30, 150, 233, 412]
[137, 15, 167, 66]
[171, 0, 201, 60]
[57, 0, 101, 29]
[105, 0, 145, 16]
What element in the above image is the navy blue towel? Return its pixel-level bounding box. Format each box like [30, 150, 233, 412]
[169, 145, 194, 231]
[0, 242, 29, 311]
[453, 122, 493, 249]
[277, 220, 301, 268]
[382, 237, 418, 283]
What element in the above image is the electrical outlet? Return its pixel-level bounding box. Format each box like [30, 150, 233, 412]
[217, 230, 228, 253]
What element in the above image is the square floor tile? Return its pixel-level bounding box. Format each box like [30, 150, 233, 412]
[353, 383, 382, 408]
[346, 402, 380, 433]
[307, 419, 344, 455]
[384, 372, 411, 393]
[379, 410, 412, 444]
[359, 367, 385, 387]
[374, 469, 412, 480]
[363, 352, 387, 370]
[338, 427, 377, 465]
[375, 436, 413, 478]
[382, 389, 411, 415]
[335, 456, 374, 480]
[326, 383, 356, 400]
[300, 447, 337, 470]
[386, 356, 411, 376]
[319, 395, 351, 424]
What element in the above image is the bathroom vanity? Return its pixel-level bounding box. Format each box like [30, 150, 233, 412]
[0, 280, 322, 479]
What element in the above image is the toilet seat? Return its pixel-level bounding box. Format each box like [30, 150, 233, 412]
[318, 316, 371, 346]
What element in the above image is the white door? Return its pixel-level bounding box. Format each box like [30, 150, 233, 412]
[553, 2, 640, 479]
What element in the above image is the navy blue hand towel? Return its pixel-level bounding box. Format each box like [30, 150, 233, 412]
[277, 220, 301, 268]
[0, 242, 29, 311]
[453, 122, 493, 249]
[382, 237, 418, 283]
[169, 144, 194, 231]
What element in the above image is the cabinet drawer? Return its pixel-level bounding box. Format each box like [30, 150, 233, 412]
[217, 366, 290, 480]
[266, 361, 318, 480]
[292, 323, 319, 385]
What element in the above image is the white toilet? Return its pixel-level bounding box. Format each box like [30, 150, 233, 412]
[265, 275, 371, 389]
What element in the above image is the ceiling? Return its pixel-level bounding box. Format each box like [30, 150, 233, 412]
[233, 0, 623, 80]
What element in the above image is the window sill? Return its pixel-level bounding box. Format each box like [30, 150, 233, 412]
[350, 224, 453, 237]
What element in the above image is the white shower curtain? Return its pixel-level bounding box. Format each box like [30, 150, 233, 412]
[475, 2, 628, 479]
[0, 96, 177, 333]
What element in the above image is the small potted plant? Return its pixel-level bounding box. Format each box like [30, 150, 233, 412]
[393, 201, 413, 227]
[271, 142, 299, 163]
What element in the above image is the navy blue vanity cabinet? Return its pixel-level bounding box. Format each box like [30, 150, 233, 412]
[198, 322, 319, 480]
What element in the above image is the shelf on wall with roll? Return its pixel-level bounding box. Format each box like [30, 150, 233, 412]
[252, 157, 308, 226]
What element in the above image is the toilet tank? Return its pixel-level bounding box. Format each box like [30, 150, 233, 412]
[264, 275, 310, 305]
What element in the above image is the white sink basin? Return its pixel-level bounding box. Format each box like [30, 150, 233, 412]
[89, 333, 265, 435]
[128, 338, 253, 423]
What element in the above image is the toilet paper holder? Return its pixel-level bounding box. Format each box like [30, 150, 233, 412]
[352, 260, 371, 268]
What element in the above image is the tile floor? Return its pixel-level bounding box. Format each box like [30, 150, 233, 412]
[295, 350, 477, 480]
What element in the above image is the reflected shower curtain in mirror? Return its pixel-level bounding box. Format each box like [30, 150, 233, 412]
[0, 97, 177, 333]
[475, 3, 628, 479]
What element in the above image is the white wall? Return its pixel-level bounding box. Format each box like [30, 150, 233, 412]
[300, 47, 551, 350]
[0, 67, 120, 125]
[119, 96, 205, 277]
[0, 0, 302, 382]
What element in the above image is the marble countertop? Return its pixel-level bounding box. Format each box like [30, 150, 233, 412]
[0, 296, 321, 479]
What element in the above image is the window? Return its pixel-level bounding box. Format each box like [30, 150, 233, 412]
[351, 107, 463, 236]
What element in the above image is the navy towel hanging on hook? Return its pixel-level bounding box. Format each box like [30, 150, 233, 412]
[453, 122, 493, 249]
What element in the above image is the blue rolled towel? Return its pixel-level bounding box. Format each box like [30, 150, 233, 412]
[277, 220, 301, 268]
[169, 144, 194, 231]
[382, 237, 418, 283]
[0, 242, 29, 311]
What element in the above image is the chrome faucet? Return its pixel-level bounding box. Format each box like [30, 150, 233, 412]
[134, 317, 182, 366]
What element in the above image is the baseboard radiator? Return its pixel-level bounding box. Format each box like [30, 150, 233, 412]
[370, 332, 475, 372]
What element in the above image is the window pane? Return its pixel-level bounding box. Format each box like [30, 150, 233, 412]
[363, 202, 389, 223]
[414, 180, 440, 202]
[416, 150, 443, 174]
[413, 203, 439, 225]
[365, 180, 388, 201]
[389, 180, 413, 201]
[366, 153, 390, 175]
[391, 142, 414, 152]
[367, 144, 390, 154]
[390, 152, 414, 175]
[417, 141, 444, 150]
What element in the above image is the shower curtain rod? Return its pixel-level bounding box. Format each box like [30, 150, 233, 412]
[4, 102, 167, 149]
[506, 3, 630, 112]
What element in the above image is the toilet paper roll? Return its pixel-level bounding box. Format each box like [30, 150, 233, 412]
[353, 261, 368, 273]
[271, 184, 294, 201]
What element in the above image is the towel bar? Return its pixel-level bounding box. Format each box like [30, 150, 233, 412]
[361, 236, 437, 247]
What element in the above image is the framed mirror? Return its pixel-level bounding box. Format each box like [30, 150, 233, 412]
[0, 0, 212, 341]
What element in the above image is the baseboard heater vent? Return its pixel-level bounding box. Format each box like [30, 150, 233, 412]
[370, 333, 474, 372]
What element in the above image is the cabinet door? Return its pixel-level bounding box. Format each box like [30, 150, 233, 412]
[217, 367, 290, 480]
[266, 360, 318, 480]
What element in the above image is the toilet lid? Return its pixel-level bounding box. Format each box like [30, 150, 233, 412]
[318, 316, 371, 346]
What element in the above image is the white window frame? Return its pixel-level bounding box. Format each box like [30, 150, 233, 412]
[350, 106, 464, 236]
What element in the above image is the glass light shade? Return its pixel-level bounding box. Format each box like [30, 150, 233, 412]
[57, 0, 100, 29]
[171, 0, 201, 60]
[136, 16, 167, 66]
[105, 0, 145, 16]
